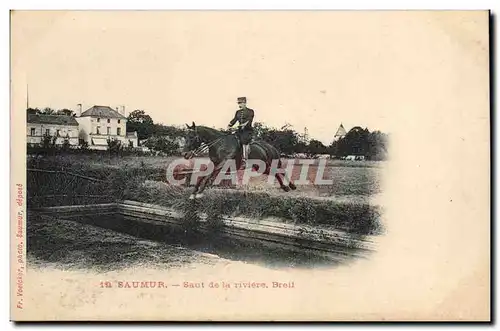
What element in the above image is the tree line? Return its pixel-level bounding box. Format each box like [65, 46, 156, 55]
[27, 107, 75, 116]
[125, 109, 388, 160]
[27, 107, 388, 160]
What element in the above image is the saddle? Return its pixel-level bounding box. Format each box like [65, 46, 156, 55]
[230, 128, 254, 145]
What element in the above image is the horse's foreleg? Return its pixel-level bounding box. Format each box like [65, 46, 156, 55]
[192, 172, 212, 199]
[189, 183, 199, 200]
[188, 174, 198, 199]
[189, 171, 211, 199]
[195, 165, 223, 198]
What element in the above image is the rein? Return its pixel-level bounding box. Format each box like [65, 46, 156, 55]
[191, 136, 224, 156]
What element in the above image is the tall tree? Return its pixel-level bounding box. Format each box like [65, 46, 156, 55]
[127, 110, 155, 140]
[342, 126, 369, 156]
[307, 139, 327, 156]
[366, 130, 388, 160]
[26, 108, 40, 115]
[295, 141, 307, 154]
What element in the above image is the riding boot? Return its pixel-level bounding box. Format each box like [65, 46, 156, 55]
[241, 144, 249, 169]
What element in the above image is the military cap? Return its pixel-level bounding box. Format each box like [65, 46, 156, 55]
[237, 97, 247, 103]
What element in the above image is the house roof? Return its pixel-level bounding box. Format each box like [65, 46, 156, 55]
[27, 114, 79, 126]
[334, 123, 347, 137]
[80, 105, 127, 119]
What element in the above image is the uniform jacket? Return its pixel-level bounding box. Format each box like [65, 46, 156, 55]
[229, 107, 255, 130]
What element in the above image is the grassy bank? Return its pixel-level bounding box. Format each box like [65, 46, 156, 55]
[126, 181, 384, 236]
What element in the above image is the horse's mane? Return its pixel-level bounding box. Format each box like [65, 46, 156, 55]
[196, 125, 268, 146]
[195, 125, 225, 136]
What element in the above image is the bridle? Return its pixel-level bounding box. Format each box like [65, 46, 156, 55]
[186, 132, 224, 158]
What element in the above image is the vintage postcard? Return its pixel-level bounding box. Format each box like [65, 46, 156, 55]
[10, 10, 490, 321]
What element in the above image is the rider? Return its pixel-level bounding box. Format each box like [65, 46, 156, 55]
[227, 96, 254, 169]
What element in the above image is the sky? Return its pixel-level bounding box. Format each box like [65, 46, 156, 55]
[11, 11, 488, 145]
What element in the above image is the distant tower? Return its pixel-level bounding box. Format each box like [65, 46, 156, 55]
[333, 123, 347, 141]
[303, 127, 309, 144]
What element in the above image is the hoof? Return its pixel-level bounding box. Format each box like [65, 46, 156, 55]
[189, 194, 195, 200]
[281, 185, 290, 192]
[195, 193, 204, 199]
[289, 183, 297, 190]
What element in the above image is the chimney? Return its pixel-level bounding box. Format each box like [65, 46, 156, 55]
[77, 103, 82, 116]
[122, 105, 126, 117]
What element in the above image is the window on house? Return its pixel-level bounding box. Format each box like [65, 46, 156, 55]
[97, 118, 100, 122]
[118, 119, 121, 124]
[107, 119, 110, 123]
[117, 127, 121, 135]
[45, 129, 50, 136]
[107, 127, 111, 135]
[30, 128, 35, 136]
[96, 126, 100, 134]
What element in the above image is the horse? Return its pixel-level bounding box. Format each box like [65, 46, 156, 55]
[182, 122, 296, 199]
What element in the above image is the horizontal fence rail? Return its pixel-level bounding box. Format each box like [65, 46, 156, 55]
[27, 168, 116, 208]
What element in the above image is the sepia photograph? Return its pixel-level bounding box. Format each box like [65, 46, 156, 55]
[10, 10, 490, 321]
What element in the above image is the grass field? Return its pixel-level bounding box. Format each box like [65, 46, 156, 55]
[28, 154, 383, 169]
[28, 154, 383, 197]
[27, 154, 385, 236]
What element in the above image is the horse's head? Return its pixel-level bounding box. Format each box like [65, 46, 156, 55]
[183, 121, 202, 159]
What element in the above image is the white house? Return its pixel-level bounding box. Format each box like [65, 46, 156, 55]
[76, 105, 138, 150]
[27, 114, 79, 146]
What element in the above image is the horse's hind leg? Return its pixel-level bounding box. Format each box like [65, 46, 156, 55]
[275, 159, 296, 191]
[275, 173, 290, 192]
[280, 164, 297, 190]
[285, 170, 296, 190]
